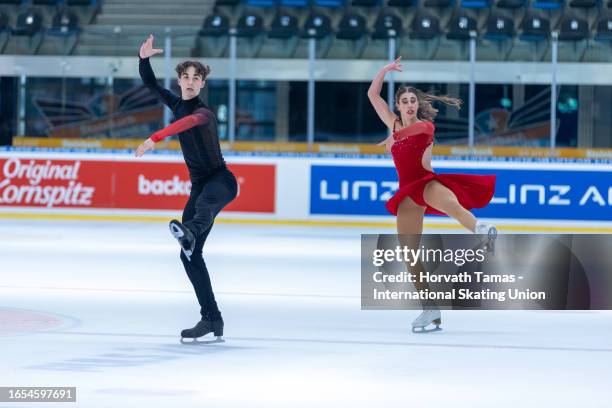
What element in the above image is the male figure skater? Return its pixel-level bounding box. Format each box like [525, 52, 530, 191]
[135, 35, 237, 341]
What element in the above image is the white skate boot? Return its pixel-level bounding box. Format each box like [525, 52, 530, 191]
[411, 309, 442, 333]
[475, 220, 497, 254]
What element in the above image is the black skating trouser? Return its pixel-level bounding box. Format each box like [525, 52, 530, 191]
[181, 167, 238, 321]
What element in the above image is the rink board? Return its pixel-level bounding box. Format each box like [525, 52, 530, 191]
[0, 151, 611, 228]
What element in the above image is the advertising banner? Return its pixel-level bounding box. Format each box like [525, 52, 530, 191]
[0, 157, 276, 213]
[310, 164, 612, 221]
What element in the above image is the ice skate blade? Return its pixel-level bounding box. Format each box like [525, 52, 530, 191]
[181, 248, 192, 262]
[412, 324, 442, 334]
[180, 336, 225, 345]
[486, 227, 497, 255]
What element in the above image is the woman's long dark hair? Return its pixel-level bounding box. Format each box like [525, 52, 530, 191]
[395, 86, 462, 122]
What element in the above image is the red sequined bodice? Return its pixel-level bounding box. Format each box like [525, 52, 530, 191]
[390, 121, 435, 185]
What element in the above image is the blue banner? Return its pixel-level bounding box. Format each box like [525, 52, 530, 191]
[310, 164, 612, 221]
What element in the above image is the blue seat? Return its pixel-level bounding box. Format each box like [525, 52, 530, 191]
[13, 10, 43, 36]
[520, 13, 549, 41]
[410, 12, 440, 39]
[388, 0, 417, 6]
[246, 0, 277, 6]
[199, 14, 230, 37]
[302, 13, 332, 38]
[484, 13, 514, 40]
[461, 0, 491, 8]
[314, 0, 346, 7]
[594, 17, 612, 41]
[268, 13, 299, 38]
[532, 0, 564, 9]
[558, 16, 589, 40]
[236, 13, 264, 37]
[50, 11, 79, 35]
[336, 12, 367, 40]
[447, 13, 478, 39]
[352, 0, 380, 5]
[215, 0, 240, 5]
[33, 0, 59, 5]
[372, 12, 403, 39]
[569, 0, 597, 7]
[281, 0, 309, 5]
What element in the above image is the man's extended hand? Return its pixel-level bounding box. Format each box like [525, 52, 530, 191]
[139, 34, 163, 59]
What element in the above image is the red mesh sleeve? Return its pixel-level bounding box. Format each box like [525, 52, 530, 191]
[150, 112, 208, 143]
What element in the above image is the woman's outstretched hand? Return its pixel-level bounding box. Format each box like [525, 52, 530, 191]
[139, 34, 163, 59]
[383, 56, 402, 73]
[135, 138, 155, 158]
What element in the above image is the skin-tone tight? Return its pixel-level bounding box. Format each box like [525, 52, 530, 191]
[396, 183, 477, 308]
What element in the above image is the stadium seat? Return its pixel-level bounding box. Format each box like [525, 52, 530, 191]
[532, 0, 564, 9]
[236, 13, 265, 37]
[558, 16, 589, 40]
[496, 0, 525, 8]
[594, 16, 612, 41]
[215, 0, 240, 6]
[199, 14, 230, 37]
[447, 13, 478, 39]
[387, 0, 416, 7]
[246, 0, 277, 7]
[484, 13, 514, 40]
[66, 0, 96, 5]
[268, 13, 300, 39]
[314, 0, 346, 7]
[520, 13, 550, 40]
[351, 0, 380, 5]
[569, 0, 596, 6]
[302, 13, 332, 39]
[461, 0, 491, 8]
[0, 12, 8, 31]
[423, 0, 453, 7]
[32, 0, 59, 5]
[336, 12, 367, 40]
[13, 10, 43, 36]
[372, 12, 403, 39]
[280, 0, 309, 6]
[50, 11, 79, 35]
[410, 12, 440, 39]
[0, 11, 9, 53]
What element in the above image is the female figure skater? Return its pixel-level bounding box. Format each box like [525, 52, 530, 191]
[368, 57, 497, 333]
[135, 35, 238, 341]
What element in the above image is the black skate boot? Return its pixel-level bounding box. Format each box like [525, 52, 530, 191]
[169, 220, 195, 261]
[180, 319, 224, 343]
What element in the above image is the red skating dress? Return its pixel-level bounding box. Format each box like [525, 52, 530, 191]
[385, 120, 496, 216]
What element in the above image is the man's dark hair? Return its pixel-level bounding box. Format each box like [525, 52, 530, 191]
[175, 60, 211, 80]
